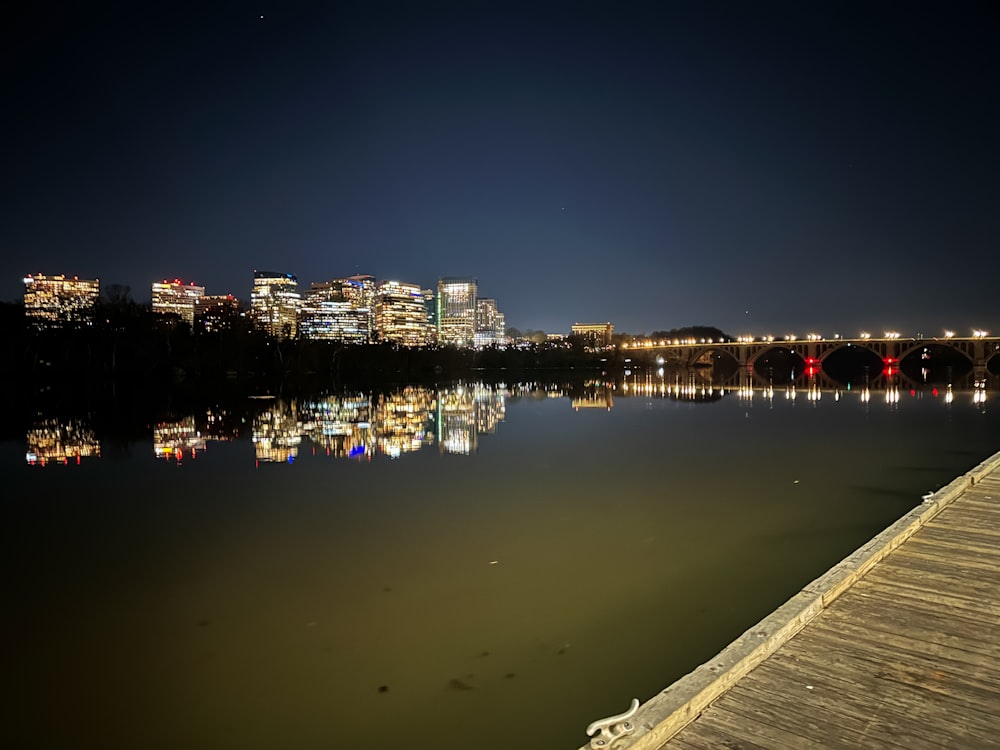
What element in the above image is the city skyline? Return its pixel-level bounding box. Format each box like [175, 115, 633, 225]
[4, 2, 999, 335]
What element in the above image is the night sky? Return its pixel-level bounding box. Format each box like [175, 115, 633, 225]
[4, 1, 999, 336]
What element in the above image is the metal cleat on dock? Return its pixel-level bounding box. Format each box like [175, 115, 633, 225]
[585, 698, 639, 749]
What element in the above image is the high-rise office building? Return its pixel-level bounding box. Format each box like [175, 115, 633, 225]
[374, 280, 433, 346]
[195, 294, 241, 333]
[436, 277, 477, 348]
[23, 274, 100, 329]
[251, 271, 300, 339]
[151, 279, 205, 326]
[342, 274, 376, 336]
[474, 297, 506, 348]
[299, 276, 374, 342]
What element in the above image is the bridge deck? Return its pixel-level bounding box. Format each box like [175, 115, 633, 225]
[661, 471, 1000, 749]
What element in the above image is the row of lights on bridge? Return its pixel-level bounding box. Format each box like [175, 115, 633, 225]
[635, 330, 992, 347]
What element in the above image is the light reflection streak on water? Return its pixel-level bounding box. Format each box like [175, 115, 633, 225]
[23, 376, 998, 467]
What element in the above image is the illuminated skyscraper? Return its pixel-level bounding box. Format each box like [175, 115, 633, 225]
[374, 280, 433, 346]
[299, 276, 374, 342]
[23, 274, 100, 329]
[474, 298, 506, 348]
[343, 274, 376, 336]
[151, 279, 205, 325]
[195, 294, 242, 333]
[251, 271, 300, 339]
[436, 277, 477, 348]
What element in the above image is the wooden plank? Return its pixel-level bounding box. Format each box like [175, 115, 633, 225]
[803, 611, 1000, 677]
[916, 522, 1000, 550]
[896, 532, 1000, 562]
[751, 655, 1000, 747]
[877, 553, 1000, 595]
[887, 545, 1000, 576]
[925, 512, 1000, 534]
[936, 496, 1000, 515]
[777, 627, 1000, 716]
[870, 554, 1000, 595]
[667, 710, 780, 750]
[857, 569, 1000, 618]
[871, 564, 1000, 607]
[844, 578, 1000, 626]
[902, 533, 1000, 562]
[688, 702, 840, 749]
[702, 679, 886, 748]
[818, 598, 1000, 659]
[716, 673, 951, 750]
[651, 735, 707, 750]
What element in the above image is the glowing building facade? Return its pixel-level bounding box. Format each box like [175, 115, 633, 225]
[436, 277, 477, 348]
[571, 322, 615, 348]
[374, 280, 434, 346]
[195, 294, 242, 333]
[151, 279, 205, 325]
[251, 271, 300, 339]
[474, 298, 506, 348]
[23, 274, 100, 329]
[299, 276, 374, 342]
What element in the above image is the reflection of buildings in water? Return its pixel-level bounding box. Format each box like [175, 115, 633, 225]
[438, 386, 475, 455]
[26, 418, 100, 466]
[198, 407, 242, 442]
[252, 399, 302, 463]
[437, 383, 506, 455]
[373, 387, 436, 458]
[153, 416, 207, 461]
[300, 393, 372, 459]
[299, 388, 437, 460]
[475, 387, 505, 436]
[571, 380, 614, 410]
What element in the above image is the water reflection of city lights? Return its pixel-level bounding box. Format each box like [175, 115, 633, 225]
[26, 418, 100, 466]
[154, 417, 206, 462]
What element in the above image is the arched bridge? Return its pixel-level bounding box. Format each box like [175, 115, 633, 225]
[626, 335, 1000, 377]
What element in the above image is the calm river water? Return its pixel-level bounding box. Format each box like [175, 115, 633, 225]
[3, 374, 999, 749]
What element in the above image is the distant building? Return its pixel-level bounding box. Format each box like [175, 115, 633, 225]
[474, 298, 506, 348]
[251, 271, 300, 339]
[342, 274, 376, 336]
[151, 279, 205, 326]
[437, 277, 477, 347]
[23, 274, 100, 329]
[195, 294, 241, 333]
[374, 280, 434, 346]
[571, 322, 614, 347]
[299, 276, 375, 342]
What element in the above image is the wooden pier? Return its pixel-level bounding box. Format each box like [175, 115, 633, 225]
[582, 451, 1000, 750]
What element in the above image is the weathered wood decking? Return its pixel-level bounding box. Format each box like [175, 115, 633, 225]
[582, 451, 1000, 750]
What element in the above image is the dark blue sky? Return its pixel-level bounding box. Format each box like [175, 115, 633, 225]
[4, 1, 998, 336]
